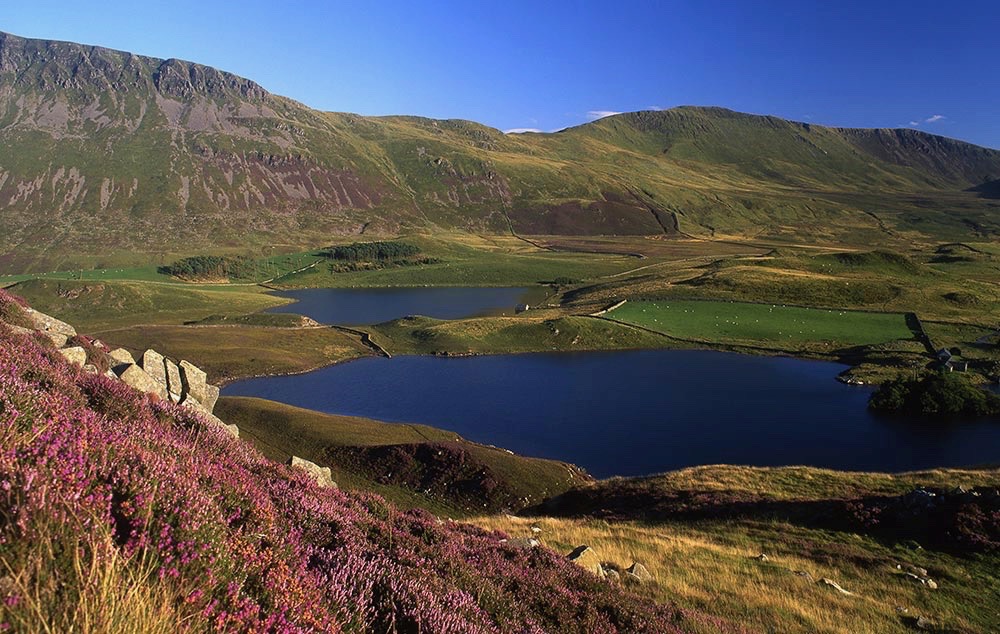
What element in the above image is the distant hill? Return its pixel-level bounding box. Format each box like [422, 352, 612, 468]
[2, 31, 999, 271]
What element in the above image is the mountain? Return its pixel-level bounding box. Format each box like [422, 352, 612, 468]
[2, 31, 999, 272]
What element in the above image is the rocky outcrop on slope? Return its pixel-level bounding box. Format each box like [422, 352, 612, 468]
[288, 456, 337, 488]
[0, 291, 233, 436]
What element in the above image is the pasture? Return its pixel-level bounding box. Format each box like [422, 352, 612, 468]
[608, 299, 912, 348]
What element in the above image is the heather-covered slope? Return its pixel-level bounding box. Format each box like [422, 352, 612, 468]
[2, 32, 1000, 272]
[0, 288, 744, 633]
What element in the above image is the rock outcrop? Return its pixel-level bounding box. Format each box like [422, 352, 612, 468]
[108, 348, 136, 368]
[567, 545, 607, 579]
[0, 302, 223, 421]
[141, 350, 168, 385]
[179, 360, 209, 403]
[182, 400, 239, 438]
[117, 364, 169, 400]
[819, 577, 854, 596]
[57, 346, 87, 367]
[165, 358, 183, 402]
[625, 562, 653, 584]
[23, 308, 76, 347]
[288, 456, 336, 488]
[121, 348, 222, 413]
[202, 384, 220, 412]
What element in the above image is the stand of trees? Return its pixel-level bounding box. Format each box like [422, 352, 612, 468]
[324, 241, 420, 262]
[158, 256, 256, 280]
[869, 372, 1000, 417]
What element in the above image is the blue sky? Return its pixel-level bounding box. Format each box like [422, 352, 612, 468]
[4, 0, 998, 148]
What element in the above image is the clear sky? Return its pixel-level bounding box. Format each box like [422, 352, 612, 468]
[4, 0, 998, 148]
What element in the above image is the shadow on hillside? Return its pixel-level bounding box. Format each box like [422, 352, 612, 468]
[527, 485, 1000, 555]
[968, 179, 1000, 199]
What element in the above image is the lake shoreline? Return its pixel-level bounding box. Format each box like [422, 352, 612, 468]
[223, 348, 1000, 479]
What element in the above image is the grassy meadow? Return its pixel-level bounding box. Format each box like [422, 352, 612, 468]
[607, 300, 912, 349]
[6, 278, 290, 332]
[475, 514, 999, 634]
[368, 315, 675, 356]
[273, 234, 642, 288]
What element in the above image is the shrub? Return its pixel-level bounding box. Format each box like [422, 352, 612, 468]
[0, 288, 32, 329]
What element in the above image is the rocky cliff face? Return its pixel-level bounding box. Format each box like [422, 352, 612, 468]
[0, 31, 409, 272]
[840, 127, 1000, 185]
[0, 32, 267, 101]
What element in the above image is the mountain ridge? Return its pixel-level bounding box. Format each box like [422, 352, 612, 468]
[1, 30, 999, 272]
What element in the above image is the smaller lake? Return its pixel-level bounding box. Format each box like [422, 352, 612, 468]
[223, 350, 1000, 478]
[266, 287, 532, 325]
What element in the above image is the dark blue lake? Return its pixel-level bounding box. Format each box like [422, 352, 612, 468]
[266, 287, 532, 325]
[223, 349, 1000, 478]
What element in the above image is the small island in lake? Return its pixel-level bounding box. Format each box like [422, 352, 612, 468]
[870, 372, 1000, 417]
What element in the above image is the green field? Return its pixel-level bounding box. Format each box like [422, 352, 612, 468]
[608, 299, 912, 348]
[369, 315, 676, 356]
[8, 279, 290, 332]
[100, 324, 370, 384]
[273, 235, 640, 288]
[0, 251, 324, 287]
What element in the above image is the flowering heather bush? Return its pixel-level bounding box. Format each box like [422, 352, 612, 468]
[839, 488, 1000, 554]
[66, 334, 114, 373]
[0, 289, 31, 329]
[0, 322, 738, 633]
[328, 442, 517, 511]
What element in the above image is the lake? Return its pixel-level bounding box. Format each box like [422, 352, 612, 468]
[266, 286, 533, 325]
[223, 349, 1000, 478]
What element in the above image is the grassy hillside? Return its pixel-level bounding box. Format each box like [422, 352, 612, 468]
[217, 396, 591, 516]
[2, 32, 1000, 272]
[368, 315, 676, 356]
[473, 466, 1000, 634]
[6, 278, 288, 331]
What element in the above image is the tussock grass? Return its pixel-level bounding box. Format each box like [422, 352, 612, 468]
[1, 520, 186, 634]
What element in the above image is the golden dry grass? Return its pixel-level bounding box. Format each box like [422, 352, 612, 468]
[470, 514, 991, 634]
[0, 528, 189, 634]
[607, 464, 1000, 501]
